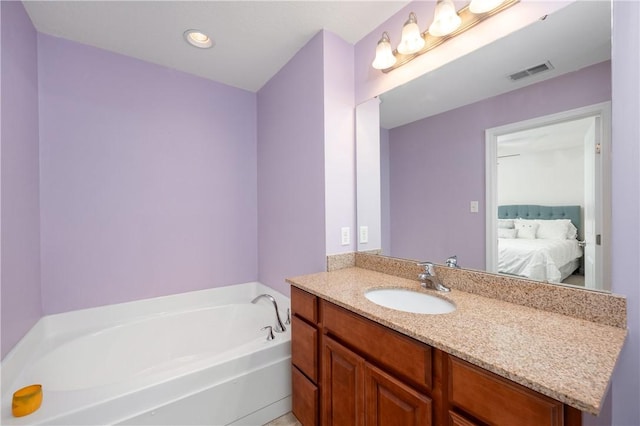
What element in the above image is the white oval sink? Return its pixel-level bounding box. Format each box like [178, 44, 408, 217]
[365, 288, 456, 314]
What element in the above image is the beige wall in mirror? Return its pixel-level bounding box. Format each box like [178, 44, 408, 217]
[355, 1, 612, 292]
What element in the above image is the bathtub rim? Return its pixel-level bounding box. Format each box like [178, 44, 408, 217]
[0, 282, 290, 407]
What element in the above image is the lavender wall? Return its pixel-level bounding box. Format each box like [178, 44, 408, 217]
[610, 1, 640, 424]
[1, 1, 42, 358]
[38, 34, 258, 314]
[323, 31, 356, 255]
[388, 61, 611, 269]
[257, 32, 327, 296]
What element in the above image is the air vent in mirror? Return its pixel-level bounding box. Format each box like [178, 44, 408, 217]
[509, 61, 554, 81]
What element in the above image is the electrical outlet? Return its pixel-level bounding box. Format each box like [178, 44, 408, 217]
[341, 227, 350, 245]
[470, 201, 479, 213]
[359, 226, 369, 244]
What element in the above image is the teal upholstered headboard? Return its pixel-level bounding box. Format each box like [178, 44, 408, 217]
[498, 205, 582, 238]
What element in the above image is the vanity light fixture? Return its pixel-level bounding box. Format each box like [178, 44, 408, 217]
[371, 0, 518, 72]
[183, 29, 214, 49]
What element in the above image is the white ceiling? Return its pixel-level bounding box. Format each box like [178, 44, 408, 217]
[380, 0, 611, 129]
[23, 1, 410, 92]
[23, 1, 611, 123]
[497, 117, 594, 157]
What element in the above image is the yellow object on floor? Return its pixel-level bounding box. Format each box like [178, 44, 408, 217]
[12, 384, 42, 417]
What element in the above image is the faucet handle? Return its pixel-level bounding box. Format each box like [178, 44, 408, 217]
[417, 261, 435, 275]
[261, 326, 275, 341]
[445, 255, 460, 268]
[285, 308, 291, 325]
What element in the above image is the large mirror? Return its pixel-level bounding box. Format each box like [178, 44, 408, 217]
[356, 0, 612, 291]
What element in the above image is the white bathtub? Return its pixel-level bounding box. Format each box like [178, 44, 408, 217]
[1, 282, 292, 425]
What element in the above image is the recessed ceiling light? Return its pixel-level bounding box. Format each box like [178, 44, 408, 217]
[183, 29, 214, 49]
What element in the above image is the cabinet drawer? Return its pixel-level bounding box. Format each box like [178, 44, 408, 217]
[292, 286, 318, 323]
[292, 315, 318, 382]
[293, 366, 318, 426]
[321, 300, 431, 391]
[449, 356, 563, 426]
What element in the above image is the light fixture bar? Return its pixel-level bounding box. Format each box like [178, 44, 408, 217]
[381, 0, 519, 73]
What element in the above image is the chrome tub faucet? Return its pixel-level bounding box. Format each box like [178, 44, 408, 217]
[251, 294, 287, 332]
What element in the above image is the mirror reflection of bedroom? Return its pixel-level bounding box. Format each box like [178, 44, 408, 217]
[493, 108, 610, 291]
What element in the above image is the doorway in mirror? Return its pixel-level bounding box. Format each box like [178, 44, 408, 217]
[485, 102, 611, 291]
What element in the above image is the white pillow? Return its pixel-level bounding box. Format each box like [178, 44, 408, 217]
[536, 220, 570, 240]
[515, 220, 538, 239]
[498, 228, 517, 239]
[498, 219, 515, 229]
[535, 219, 577, 239]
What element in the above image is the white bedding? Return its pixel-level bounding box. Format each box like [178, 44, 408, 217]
[498, 238, 583, 283]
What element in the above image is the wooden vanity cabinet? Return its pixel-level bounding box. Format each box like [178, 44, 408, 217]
[290, 288, 582, 426]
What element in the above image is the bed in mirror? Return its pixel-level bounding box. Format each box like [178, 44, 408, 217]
[355, 0, 612, 292]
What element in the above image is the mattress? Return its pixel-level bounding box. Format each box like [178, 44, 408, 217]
[498, 238, 583, 283]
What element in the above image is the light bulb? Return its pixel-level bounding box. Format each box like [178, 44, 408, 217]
[183, 29, 214, 49]
[371, 32, 397, 70]
[428, 0, 462, 37]
[397, 13, 425, 55]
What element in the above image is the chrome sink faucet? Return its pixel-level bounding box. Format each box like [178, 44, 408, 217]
[251, 294, 287, 332]
[417, 262, 451, 292]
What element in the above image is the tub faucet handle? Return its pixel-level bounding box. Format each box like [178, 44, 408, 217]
[261, 326, 275, 341]
[285, 308, 291, 325]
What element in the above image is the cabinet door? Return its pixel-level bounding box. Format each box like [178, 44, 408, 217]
[322, 336, 365, 426]
[364, 362, 432, 426]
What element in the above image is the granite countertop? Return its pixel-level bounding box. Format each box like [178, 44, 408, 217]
[287, 267, 627, 415]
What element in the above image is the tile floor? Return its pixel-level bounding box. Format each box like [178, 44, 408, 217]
[264, 412, 302, 426]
